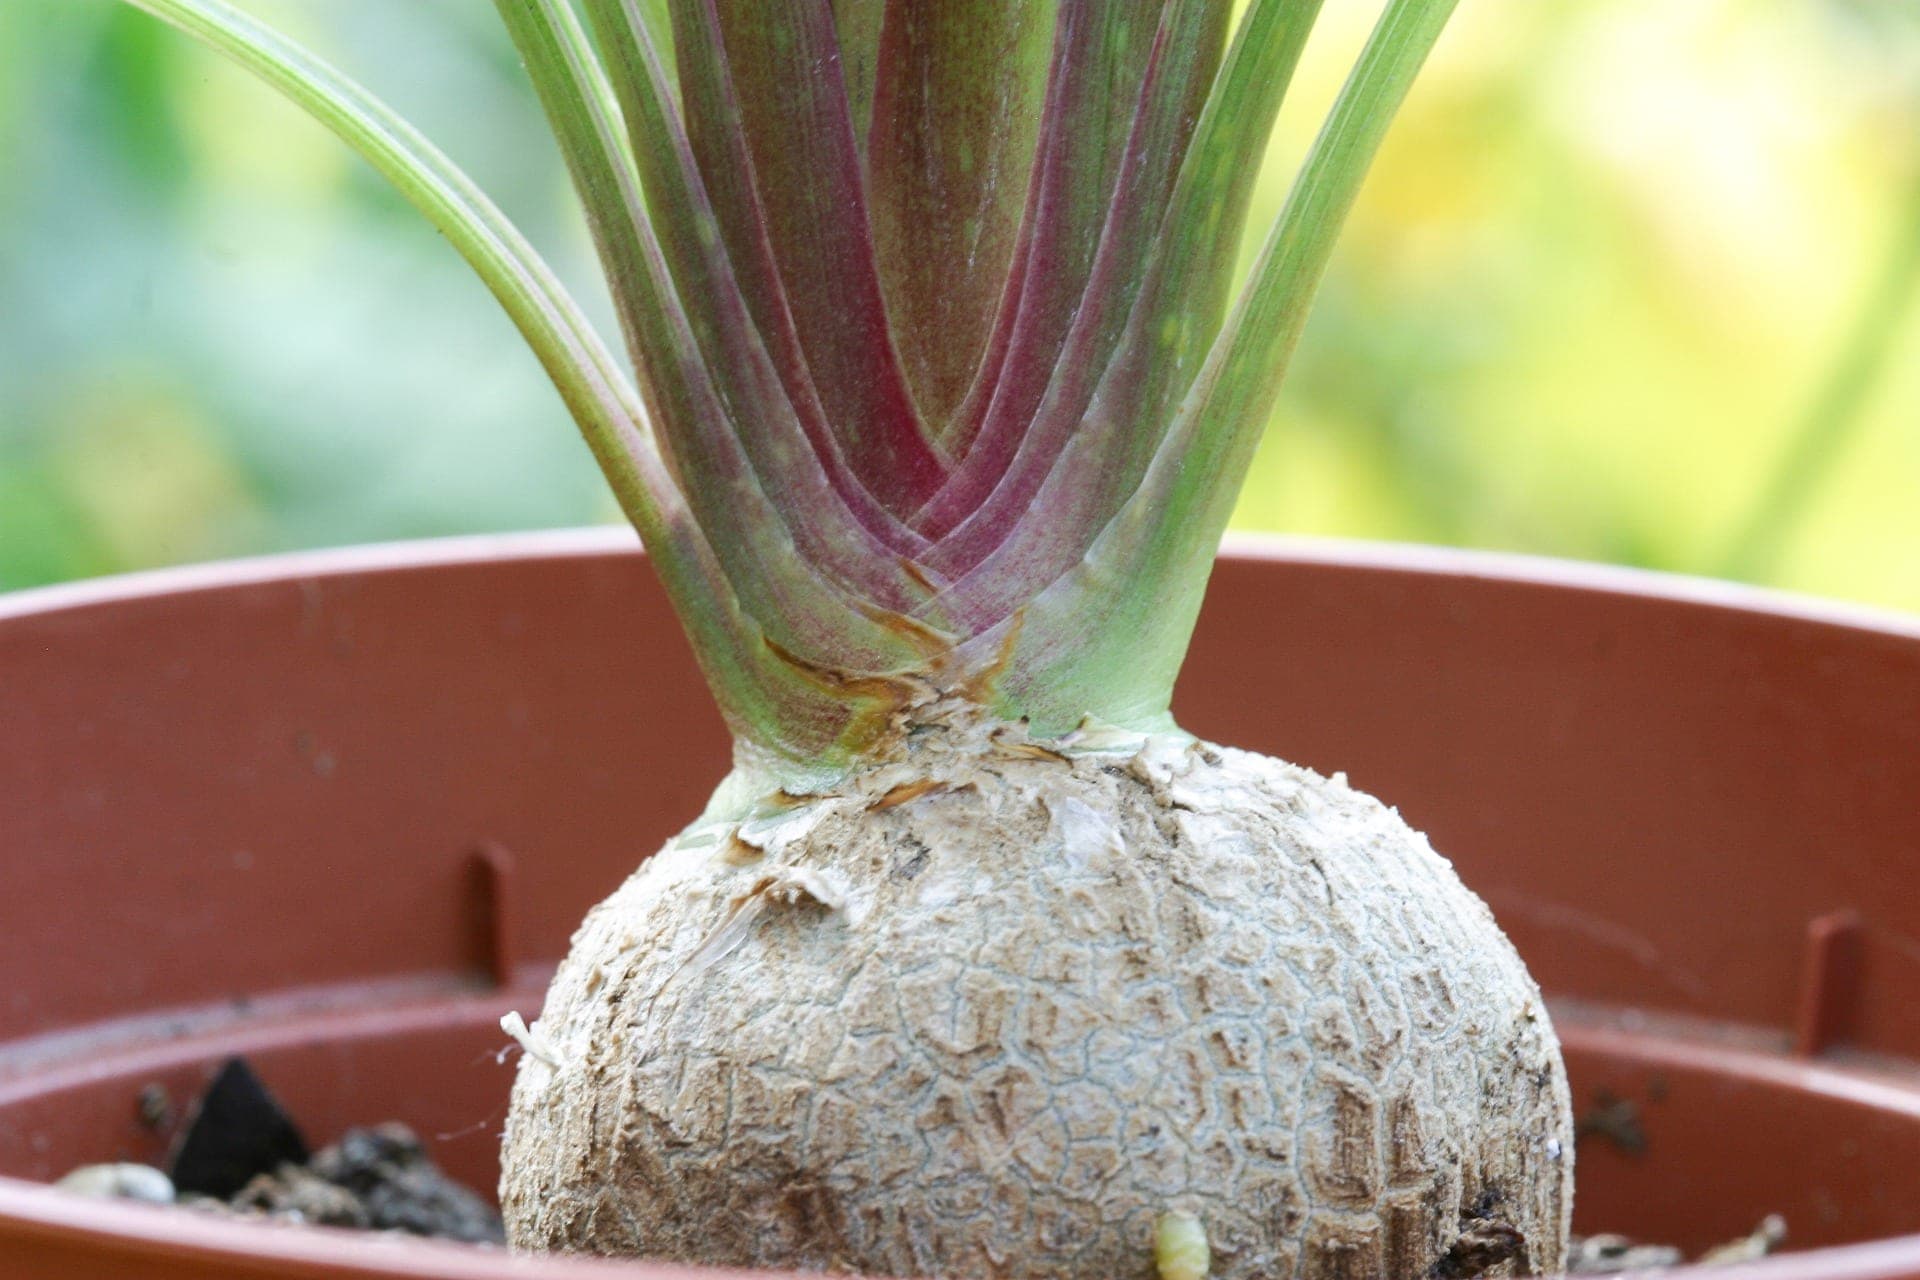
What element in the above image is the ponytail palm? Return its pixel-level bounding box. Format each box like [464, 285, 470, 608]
[112, 2, 1574, 1276]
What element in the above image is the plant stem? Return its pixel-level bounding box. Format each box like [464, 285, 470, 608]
[1718, 167, 1920, 583]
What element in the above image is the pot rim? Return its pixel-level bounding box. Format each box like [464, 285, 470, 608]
[6, 1158, 1920, 1280]
[3, 527, 1916, 643]
[5, 530, 1919, 1280]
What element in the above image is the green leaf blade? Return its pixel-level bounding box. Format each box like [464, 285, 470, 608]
[576, 0, 931, 560]
[927, 0, 1164, 483]
[672, 0, 949, 518]
[115, 0, 921, 780]
[915, 0, 1242, 574]
[497, 0, 938, 632]
[967, 0, 1462, 732]
[830, 0, 888, 161]
[865, 0, 1056, 432]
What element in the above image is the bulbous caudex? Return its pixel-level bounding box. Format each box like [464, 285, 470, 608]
[502, 707, 1572, 1279]
[106, 0, 1571, 1275]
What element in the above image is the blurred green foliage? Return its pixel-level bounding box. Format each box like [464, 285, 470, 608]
[3, 0, 1918, 611]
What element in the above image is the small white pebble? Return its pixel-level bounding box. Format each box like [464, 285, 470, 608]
[1156, 1209, 1210, 1280]
[1547, 1137, 1564, 1160]
[56, 1163, 174, 1204]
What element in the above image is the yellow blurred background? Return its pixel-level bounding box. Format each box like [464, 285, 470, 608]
[3, 0, 1916, 610]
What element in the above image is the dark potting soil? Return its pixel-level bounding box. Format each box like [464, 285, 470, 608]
[56, 1058, 1787, 1269]
[57, 1129, 503, 1244]
[214, 1121, 504, 1243]
[56, 1057, 503, 1245]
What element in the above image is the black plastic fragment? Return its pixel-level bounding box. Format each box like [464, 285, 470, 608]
[167, 1057, 310, 1199]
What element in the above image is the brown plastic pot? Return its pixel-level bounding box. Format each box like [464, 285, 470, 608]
[2, 530, 1918, 1279]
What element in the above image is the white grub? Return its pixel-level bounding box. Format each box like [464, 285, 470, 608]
[502, 711, 1572, 1279]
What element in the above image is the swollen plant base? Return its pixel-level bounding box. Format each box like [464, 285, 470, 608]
[502, 708, 1573, 1279]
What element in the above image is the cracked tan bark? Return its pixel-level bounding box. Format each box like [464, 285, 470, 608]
[501, 709, 1573, 1278]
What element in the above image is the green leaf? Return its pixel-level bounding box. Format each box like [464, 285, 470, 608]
[830, 0, 887, 157]
[114, 0, 919, 779]
[671, 0, 949, 517]
[632, 0, 676, 94]
[114, 0, 661, 550]
[915, 0, 1242, 571]
[930, 0, 1163, 475]
[495, 0, 936, 648]
[112, 0, 1464, 771]
[574, 0, 935, 567]
[865, 0, 1056, 430]
[971, 0, 1463, 733]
